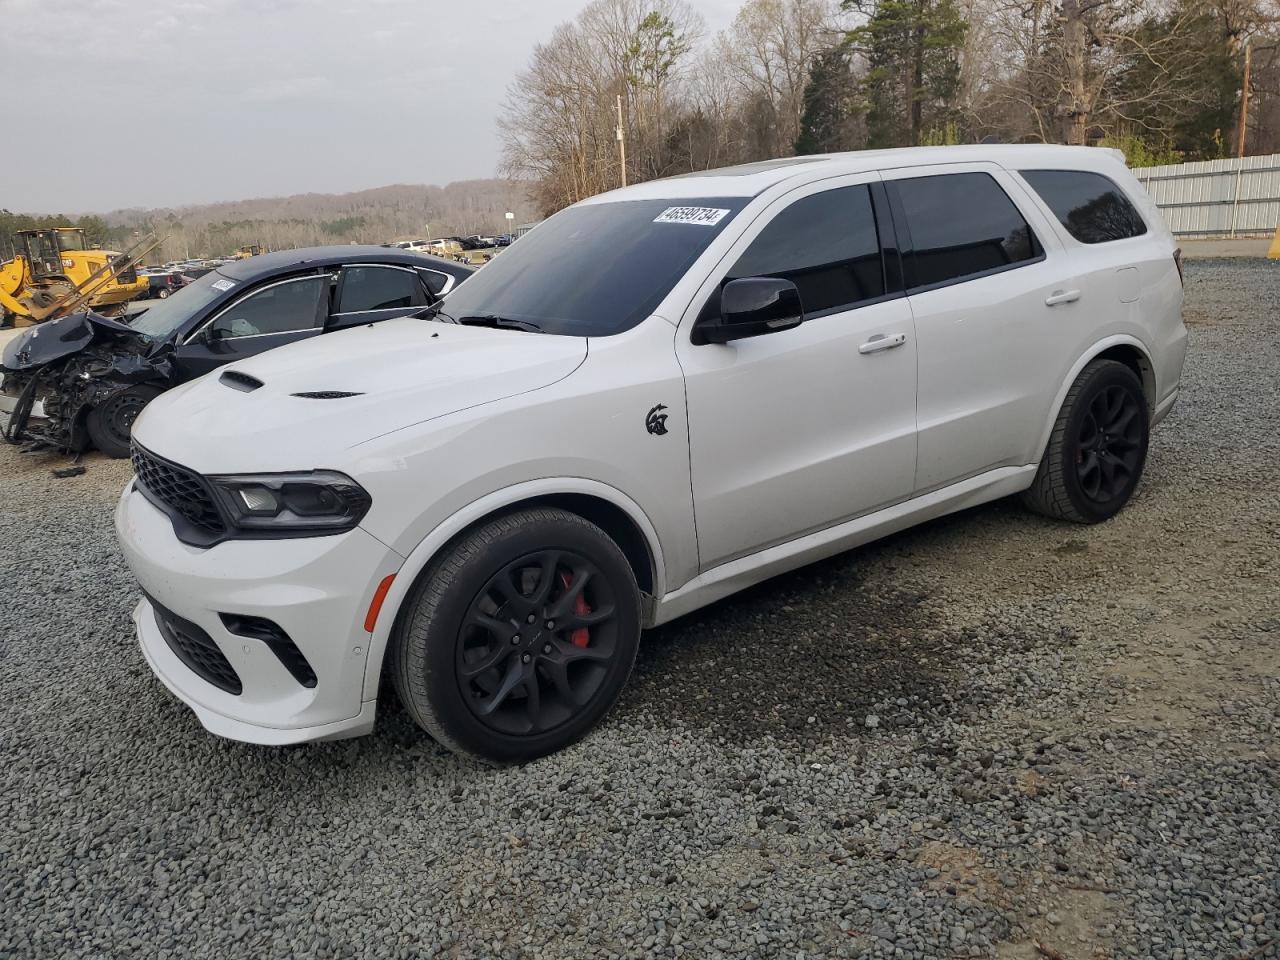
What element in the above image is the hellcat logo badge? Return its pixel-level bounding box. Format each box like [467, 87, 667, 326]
[645, 404, 669, 436]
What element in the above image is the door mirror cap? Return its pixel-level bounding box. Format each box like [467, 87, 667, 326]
[697, 277, 804, 345]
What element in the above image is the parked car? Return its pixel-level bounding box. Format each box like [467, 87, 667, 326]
[116, 145, 1186, 762]
[143, 270, 186, 300]
[1, 247, 472, 457]
[495, 235, 513, 247]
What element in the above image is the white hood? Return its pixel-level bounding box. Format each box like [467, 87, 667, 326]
[131, 317, 587, 473]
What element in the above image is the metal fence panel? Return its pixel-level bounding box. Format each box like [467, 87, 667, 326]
[1133, 154, 1280, 238]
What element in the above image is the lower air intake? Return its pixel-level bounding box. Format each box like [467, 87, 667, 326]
[149, 596, 242, 695]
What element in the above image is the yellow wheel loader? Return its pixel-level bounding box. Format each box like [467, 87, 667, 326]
[0, 227, 156, 327]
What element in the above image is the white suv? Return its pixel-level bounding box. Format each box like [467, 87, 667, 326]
[116, 146, 1186, 762]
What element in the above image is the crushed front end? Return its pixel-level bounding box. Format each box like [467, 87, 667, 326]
[0, 311, 172, 452]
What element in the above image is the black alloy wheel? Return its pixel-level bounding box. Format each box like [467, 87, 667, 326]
[391, 507, 641, 763]
[1021, 358, 1150, 524]
[1073, 383, 1144, 504]
[457, 549, 619, 736]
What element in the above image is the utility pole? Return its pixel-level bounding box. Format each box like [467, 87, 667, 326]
[616, 94, 627, 189]
[1238, 40, 1253, 159]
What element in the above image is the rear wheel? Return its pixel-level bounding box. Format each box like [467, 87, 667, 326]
[85, 385, 162, 458]
[391, 508, 641, 764]
[1021, 359, 1149, 523]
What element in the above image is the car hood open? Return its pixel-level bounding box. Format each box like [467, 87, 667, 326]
[130, 316, 588, 473]
[1, 311, 147, 372]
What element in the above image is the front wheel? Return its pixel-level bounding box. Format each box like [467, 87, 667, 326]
[1021, 358, 1149, 523]
[391, 508, 641, 764]
[85, 385, 162, 458]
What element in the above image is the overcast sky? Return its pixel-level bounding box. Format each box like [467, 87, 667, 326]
[0, 0, 743, 214]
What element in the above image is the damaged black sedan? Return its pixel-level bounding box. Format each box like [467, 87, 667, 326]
[0, 247, 472, 457]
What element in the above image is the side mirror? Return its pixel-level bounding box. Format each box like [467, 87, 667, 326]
[696, 277, 804, 345]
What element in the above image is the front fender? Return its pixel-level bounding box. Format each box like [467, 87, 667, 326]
[358, 477, 667, 702]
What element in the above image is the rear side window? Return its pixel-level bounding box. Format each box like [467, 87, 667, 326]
[417, 268, 452, 295]
[727, 184, 885, 315]
[893, 173, 1042, 289]
[1021, 169, 1147, 244]
[338, 266, 420, 312]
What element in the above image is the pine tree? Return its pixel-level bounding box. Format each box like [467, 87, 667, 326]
[795, 47, 858, 155]
[845, 0, 966, 148]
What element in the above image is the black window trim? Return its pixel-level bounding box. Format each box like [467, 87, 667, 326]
[886, 173, 1047, 297]
[1018, 168, 1149, 245]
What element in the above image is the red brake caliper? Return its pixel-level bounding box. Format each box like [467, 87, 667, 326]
[559, 572, 592, 648]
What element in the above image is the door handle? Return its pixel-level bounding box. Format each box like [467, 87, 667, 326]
[858, 333, 907, 355]
[1044, 289, 1081, 306]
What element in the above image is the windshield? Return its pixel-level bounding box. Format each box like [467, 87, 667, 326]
[439, 197, 747, 336]
[56, 230, 87, 253]
[127, 269, 231, 340]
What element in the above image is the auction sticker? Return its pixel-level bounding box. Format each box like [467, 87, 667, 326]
[210, 278, 236, 292]
[654, 206, 730, 226]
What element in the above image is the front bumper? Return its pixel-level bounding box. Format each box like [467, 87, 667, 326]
[115, 479, 403, 744]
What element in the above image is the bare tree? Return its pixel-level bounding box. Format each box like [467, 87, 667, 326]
[980, 0, 1229, 145]
[721, 0, 841, 156]
[500, 0, 704, 213]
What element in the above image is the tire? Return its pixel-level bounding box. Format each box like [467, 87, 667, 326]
[85, 385, 163, 458]
[391, 507, 641, 764]
[1021, 359, 1149, 523]
[157, 288, 169, 299]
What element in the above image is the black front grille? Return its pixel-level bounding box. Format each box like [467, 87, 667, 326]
[131, 444, 226, 537]
[149, 596, 242, 695]
[220, 614, 317, 688]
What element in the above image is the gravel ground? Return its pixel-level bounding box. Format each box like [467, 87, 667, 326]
[2, 259, 1277, 960]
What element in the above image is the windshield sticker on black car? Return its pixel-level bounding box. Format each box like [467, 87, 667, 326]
[211, 278, 236, 292]
[653, 207, 730, 227]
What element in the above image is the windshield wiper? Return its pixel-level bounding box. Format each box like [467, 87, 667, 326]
[456, 314, 543, 333]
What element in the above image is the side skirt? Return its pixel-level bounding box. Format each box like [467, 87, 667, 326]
[650, 464, 1037, 626]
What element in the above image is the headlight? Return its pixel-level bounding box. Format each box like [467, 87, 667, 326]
[206, 471, 371, 536]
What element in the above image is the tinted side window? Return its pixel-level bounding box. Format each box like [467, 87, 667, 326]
[894, 173, 1042, 289]
[417, 268, 452, 295]
[212, 276, 325, 339]
[339, 266, 420, 312]
[1021, 169, 1147, 244]
[727, 184, 885, 315]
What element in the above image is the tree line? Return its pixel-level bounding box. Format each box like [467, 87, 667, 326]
[2, 181, 538, 264]
[501, 0, 1280, 215]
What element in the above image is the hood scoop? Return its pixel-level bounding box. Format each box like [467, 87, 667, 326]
[220, 370, 264, 392]
[291, 390, 364, 399]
